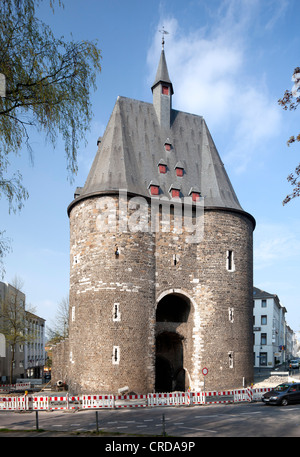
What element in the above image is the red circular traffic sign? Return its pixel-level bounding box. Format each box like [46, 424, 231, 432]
[202, 367, 208, 376]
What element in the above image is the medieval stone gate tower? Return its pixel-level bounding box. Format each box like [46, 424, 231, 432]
[54, 43, 255, 395]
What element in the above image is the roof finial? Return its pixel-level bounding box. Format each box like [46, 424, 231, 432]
[159, 26, 169, 50]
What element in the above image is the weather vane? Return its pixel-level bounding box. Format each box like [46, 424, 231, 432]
[159, 26, 169, 49]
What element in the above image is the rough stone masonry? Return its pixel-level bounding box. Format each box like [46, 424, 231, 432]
[52, 42, 255, 395]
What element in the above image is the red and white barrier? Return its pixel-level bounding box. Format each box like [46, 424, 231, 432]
[148, 392, 190, 407]
[252, 387, 271, 401]
[115, 394, 147, 408]
[17, 396, 33, 410]
[33, 396, 49, 410]
[68, 396, 81, 410]
[0, 382, 31, 392]
[233, 389, 249, 402]
[48, 396, 69, 410]
[82, 394, 114, 409]
[191, 392, 205, 404]
[201, 390, 235, 404]
[0, 397, 17, 410]
[0, 386, 274, 411]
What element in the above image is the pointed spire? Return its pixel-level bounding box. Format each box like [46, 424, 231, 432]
[151, 31, 173, 129]
[151, 29, 173, 95]
[151, 49, 174, 95]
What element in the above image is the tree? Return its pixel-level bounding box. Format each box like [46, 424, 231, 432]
[278, 67, 300, 205]
[0, 276, 36, 382]
[0, 0, 102, 272]
[0, 230, 11, 279]
[46, 295, 69, 342]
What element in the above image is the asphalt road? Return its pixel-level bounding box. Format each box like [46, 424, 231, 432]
[1, 401, 300, 438]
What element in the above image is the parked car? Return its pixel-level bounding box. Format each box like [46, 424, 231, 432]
[262, 383, 300, 406]
[289, 360, 299, 369]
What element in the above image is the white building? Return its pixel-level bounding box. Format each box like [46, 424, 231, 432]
[286, 328, 300, 360]
[25, 312, 46, 379]
[253, 287, 287, 368]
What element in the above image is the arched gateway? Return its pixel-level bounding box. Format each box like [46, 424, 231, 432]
[155, 293, 191, 392]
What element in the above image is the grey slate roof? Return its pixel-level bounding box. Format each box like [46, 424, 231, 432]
[253, 287, 286, 312]
[68, 49, 255, 228]
[71, 97, 244, 207]
[253, 287, 280, 300]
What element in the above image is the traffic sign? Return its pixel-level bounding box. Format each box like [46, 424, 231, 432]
[202, 367, 208, 376]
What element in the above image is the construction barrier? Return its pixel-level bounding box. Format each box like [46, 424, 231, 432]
[115, 394, 148, 408]
[0, 397, 17, 410]
[252, 387, 271, 401]
[191, 392, 205, 404]
[68, 396, 81, 410]
[17, 396, 33, 410]
[148, 392, 190, 407]
[10, 395, 82, 411]
[0, 382, 31, 392]
[233, 389, 249, 403]
[33, 396, 49, 410]
[201, 390, 235, 404]
[0, 387, 274, 411]
[48, 396, 69, 410]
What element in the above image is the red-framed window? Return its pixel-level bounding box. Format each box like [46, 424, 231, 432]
[191, 192, 201, 202]
[162, 85, 169, 95]
[175, 167, 184, 177]
[171, 189, 180, 198]
[164, 143, 171, 151]
[159, 164, 167, 174]
[150, 185, 159, 196]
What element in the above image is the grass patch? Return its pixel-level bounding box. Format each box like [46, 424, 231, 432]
[0, 428, 45, 433]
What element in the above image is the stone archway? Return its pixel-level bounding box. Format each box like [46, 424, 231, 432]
[156, 293, 190, 323]
[155, 292, 192, 392]
[155, 332, 184, 392]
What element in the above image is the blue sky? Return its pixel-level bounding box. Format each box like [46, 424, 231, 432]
[1, 0, 300, 333]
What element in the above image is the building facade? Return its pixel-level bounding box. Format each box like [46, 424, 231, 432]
[253, 287, 288, 368]
[0, 281, 26, 382]
[0, 281, 45, 382]
[52, 43, 256, 394]
[25, 312, 46, 379]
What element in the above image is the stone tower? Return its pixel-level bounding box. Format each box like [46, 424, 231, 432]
[60, 42, 255, 395]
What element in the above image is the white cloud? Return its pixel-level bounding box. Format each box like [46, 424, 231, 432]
[254, 222, 300, 270]
[147, 1, 283, 173]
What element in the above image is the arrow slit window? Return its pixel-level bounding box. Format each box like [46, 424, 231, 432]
[112, 346, 120, 365]
[226, 250, 235, 272]
[228, 351, 234, 368]
[113, 303, 121, 322]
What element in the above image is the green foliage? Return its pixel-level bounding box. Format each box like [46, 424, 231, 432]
[0, 0, 101, 272]
[278, 67, 300, 205]
[0, 276, 37, 382]
[0, 230, 11, 278]
[0, 0, 101, 181]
